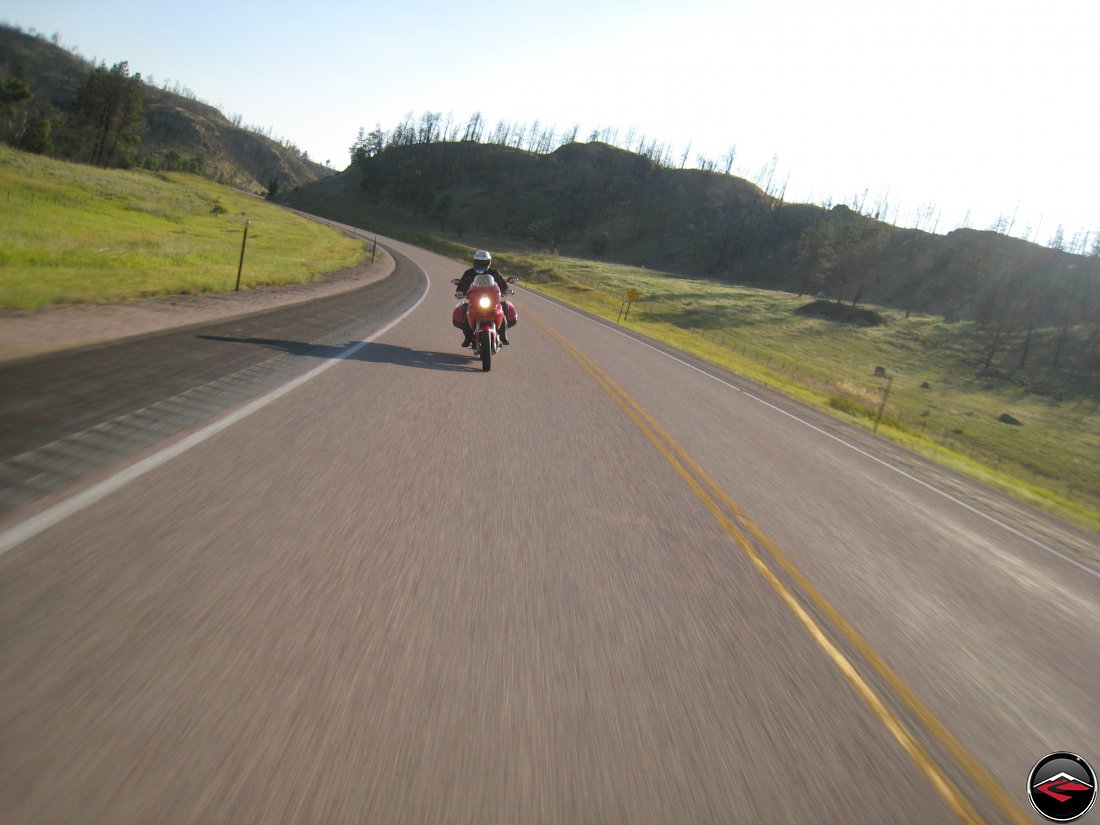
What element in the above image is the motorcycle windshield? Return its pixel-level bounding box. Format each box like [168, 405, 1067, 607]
[472, 272, 495, 289]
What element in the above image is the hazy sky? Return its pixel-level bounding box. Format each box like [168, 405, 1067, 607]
[5, 0, 1098, 246]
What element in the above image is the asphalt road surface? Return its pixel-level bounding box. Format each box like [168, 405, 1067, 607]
[1, 234, 1097, 824]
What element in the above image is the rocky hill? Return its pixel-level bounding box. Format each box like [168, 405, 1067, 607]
[283, 138, 1100, 335]
[0, 24, 330, 192]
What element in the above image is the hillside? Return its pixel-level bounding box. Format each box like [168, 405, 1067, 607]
[0, 24, 330, 193]
[0, 144, 365, 310]
[281, 139, 1100, 352]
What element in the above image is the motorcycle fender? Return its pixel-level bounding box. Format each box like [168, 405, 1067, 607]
[476, 322, 497, 352]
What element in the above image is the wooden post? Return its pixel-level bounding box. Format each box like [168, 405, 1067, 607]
[874, 375, 894, 433]
[235, 220, 250, 292]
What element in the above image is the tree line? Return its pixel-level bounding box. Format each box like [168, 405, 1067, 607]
[350, 111, 729, 179]
[350, 110, 1097, 257]
[340, 131, 1100, 383]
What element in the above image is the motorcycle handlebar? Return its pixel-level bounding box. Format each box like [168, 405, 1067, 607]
[455, 290, 514, 298]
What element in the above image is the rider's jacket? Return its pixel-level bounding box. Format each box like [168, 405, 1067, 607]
[457, 266, 509, 295]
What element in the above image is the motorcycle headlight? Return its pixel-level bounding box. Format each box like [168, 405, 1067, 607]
[478, 295, 492, 309]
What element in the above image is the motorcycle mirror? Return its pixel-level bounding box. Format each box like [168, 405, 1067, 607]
[450, 278, 461, 285]
[506, 276, 519, 283]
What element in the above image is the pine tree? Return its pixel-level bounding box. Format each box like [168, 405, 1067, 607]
[69, 61, 145, 167]
[0, 66, 33, 143]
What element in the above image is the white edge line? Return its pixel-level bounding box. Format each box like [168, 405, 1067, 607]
[0, 260, 431, 558]
[520, 286, 1100, 580]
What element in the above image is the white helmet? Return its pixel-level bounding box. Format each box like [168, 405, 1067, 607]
[473, 249, 492, 272]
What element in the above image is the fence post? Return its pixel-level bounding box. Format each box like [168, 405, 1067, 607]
[874, 375, 894, 433]
[235, 219, 250, 292]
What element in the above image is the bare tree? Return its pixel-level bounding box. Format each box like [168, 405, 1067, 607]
[1048, 224, 1066, 251]
[416, 111, 440, 143]
[525, 119, 541, 151]
[535, 126, 556, 154]
[852, 187, 869, 214]
[462, 111, 484, 142]
[507, 120, 526, 148]
[490, 119, 509, 144]
[721, 145, 737, 175]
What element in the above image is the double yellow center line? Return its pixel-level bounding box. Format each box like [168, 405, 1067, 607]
[531, 309, 1031, 825]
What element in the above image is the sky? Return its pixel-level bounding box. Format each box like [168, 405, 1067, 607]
[4, 0, 1098, 248]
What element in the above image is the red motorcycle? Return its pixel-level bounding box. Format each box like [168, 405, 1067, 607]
[451, 273, 518, 372]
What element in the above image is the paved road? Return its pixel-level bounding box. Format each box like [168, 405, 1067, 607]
[1, 235, 1097, 824]
[0, 256, 419, 517]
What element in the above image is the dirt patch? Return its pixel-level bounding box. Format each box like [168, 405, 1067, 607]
[0, 247, 396, 364]
[794, 300, 886, 326]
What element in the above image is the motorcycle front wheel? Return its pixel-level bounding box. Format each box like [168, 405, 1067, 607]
[479, 330, 492, 372]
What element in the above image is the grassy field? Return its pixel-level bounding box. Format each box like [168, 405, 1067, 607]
[0, 146, 365, 308]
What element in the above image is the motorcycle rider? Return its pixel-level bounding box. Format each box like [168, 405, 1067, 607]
[455, 249, 517, 347]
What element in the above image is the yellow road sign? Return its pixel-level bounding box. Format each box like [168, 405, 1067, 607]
[626, 289, 640, 302]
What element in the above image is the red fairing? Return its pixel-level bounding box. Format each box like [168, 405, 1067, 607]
[466, 282, 505, 330]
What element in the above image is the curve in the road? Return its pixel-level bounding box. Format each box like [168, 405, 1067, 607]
[0, 250, 430, 555]
[0, 246, 428, 519]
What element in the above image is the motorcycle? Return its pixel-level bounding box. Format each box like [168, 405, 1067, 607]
[451, 272, 518, 372]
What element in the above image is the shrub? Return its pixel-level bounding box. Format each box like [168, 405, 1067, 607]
[829, 395, 876, 419]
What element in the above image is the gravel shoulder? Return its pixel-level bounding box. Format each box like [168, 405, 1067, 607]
[0, 245, 396, 365]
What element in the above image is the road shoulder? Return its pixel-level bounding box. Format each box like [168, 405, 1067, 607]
[0, 247, 396, 365]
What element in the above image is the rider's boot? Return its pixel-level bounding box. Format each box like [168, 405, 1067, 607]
[461, 330, 473, 347]
[499, 320, 510, 346]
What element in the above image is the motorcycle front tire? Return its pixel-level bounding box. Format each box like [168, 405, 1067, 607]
[479, 330, 492, 372]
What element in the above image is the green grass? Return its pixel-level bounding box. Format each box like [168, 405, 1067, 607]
[0, 146, 365, 308]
